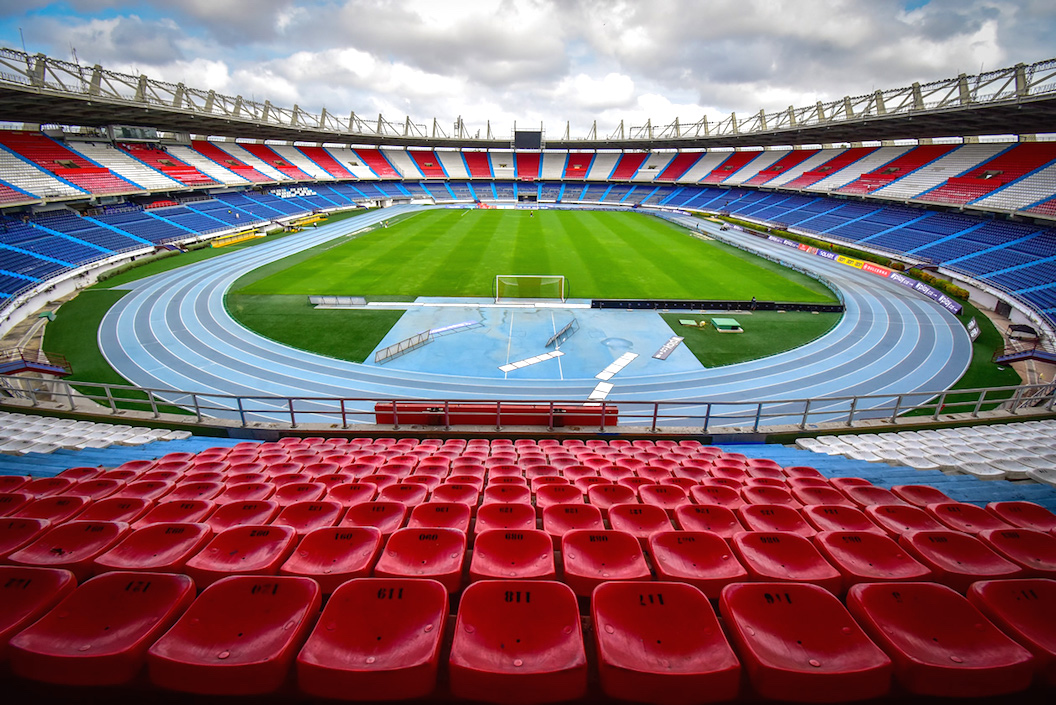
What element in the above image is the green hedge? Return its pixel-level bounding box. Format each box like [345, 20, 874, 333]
[713, 215, 970, 301]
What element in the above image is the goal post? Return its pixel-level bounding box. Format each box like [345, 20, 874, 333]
[495, 275, 567, 303]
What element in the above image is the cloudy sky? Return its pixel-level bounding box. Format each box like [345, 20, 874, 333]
[0, 0, 1053, 138]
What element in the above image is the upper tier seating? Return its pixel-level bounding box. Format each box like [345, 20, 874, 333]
[515, 152, 541, 180]
[838, 144, 959, 194]
[608, 153, 648, 180]
[921, 143, 1056, 205]
[461, 152, 492, 178]
[0, 132, 138, 195]
[236, 143, 312, 181]
[743, 149, 821, 185]
[65, 142, 185, 191]
[655, 152, 703, 182]
[189, 141, 272, 183]
[0, 182, 33, 206]
[722, 149, 784, 185]
[781, 146, 879, 189]
[408, 150, 446, 178]
[265, 144, 334, 181]
[807, 145, 914, 192]
[562, 152, 592, 179]
[630, 152, 675, 181]
[295, 145, 354, 179]
[539, 151, 567, 180]
[585, 152, 621, 180]
[117, 144, 218, 186]
[381, 149, 424, 179]
[700, 151, 763, 184]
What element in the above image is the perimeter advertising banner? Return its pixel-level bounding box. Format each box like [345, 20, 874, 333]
[769, 235, 963, 315]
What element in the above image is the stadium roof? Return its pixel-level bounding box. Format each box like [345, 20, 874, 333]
[1, 47, 1055, 150]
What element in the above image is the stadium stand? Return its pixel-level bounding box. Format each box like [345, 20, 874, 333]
[872, 143, 1008, 200]
[238, 143, 312, 181]
[65, 141, 186, 191]
[921, 142, 1056, 205]
[435, 150, 471, 179]
[742, 148, 820, 185]
[629, 152, 674, 181]
[608, 152, 648, 180]
[585, 151, 621, 180]
[189, 140, 272, 183]
[837, 144, 959, 194]
[382, 149, 425, 179]
[655, 151, 703, 181]
[539, 151, 567, 180]
[700, 150, 763, 184]
[461, 151, 493, 178]
[563, 152, 593, 179]
[203, 142, 286, 182]
[721, 149, 782, 185]
[117, 144, 218, 187]
[0, 131, 139, 195]
[407, 150, 446, 178]
[295, 145, 354, 179]
[807, 145, 913, 192]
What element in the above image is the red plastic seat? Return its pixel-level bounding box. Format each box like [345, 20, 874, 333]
[847, 581, 1034, 697]
[339, 501, 408, 539]
[135, 499, 216, 528]
[482, 484, 531, 505]
[788, 476, 830, 490]
[0, 474, 29, 492]
[534, 484, 585, 517]
[112, 480, 175, 502]
[99, 469, 138, 482]
[0, 517, 51, 560]
[7, 520, 130, 581]
[58, 467, 102, 481]
[741, 485, 801, 509]
[373, 527, 466, 592]
[214, 481, 276, 505]
[689, 484, 745, 509]
[592, 581, 740, 705]
[673, 504, 743, 539]
[75, 496, 152, 524]
[607, 503, 673, 548]
[814, 531, 932, 588]
[561, 529, 651, 597]
[206, 500, 280, 532]
[473, 502, 536, 538]
[148, 575, 321, 694]
[140, 470, 183, 484]
[9, 571, 195, 685]
[890, 484, 952, 507]
[431, 482, 480, 508]
[844, 485, 906, 508]
[297, 577, 448, 700]
[20, 477, 76, 497]
[967, 578, 1056, 687]
[744, 477, 787, 488]
[69, 478, 123, 500]
[328, 482, 378, 507]
[450, 580, 587, 703]
[638, 484, 690, 517]
[0, 566, 76, 661]
[802, 504, 885, 535]
[164, 481, 224, 502]
[531, 475, 569, 493]
[719, 581, 892, 702]
[865, 504, 945, 536]
[14, 494, 89, 524]
[791, 486, 855, 507]
[586, 483, 637, 520]
[408, 501, 473, 533]
[272, 481, 327, 504]
[986, 501, 1056, 532]
[470, 528, 556, 581]
[227, 471, 268, 486]
[0, 491, 31, 515]
[978, 528, 1056, 578]
[898, 530, 1025, 592]
[541, 504, 604, 548]
[378, 482, 430, 507]
[271, 500, 343, 535]
[617, 476, 656, 493]
[184, 524, 298, 588]
[279, 526, 383, 595]
[731, 531, 842, 593]
[738, 503, 817, 538]
[829, 477, 872, 492]
[648, 531, 748, 599]
[94, 522, 213, 574]
[926, 501, 1014, 535]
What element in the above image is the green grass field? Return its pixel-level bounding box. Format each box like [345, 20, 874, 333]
[233, 210, 837, 302]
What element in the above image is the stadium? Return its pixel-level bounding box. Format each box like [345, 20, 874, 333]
[0, 5, 1055, 702]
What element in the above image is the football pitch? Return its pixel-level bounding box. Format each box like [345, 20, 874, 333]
[233, 209, 837, 302]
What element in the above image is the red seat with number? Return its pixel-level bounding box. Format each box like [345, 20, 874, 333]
[147, 575, 321, 695]
[648, 531, 749, 599]
[0, 566, 76, 661]
[450, 580, 587, 703]
[184, 524, 298, 588]
[272, 500, 344, 535]
[9, 571, 195, 685]
[373, 527, 466, 592]
[339, 501, 408, 539]
[94, 522, 212, 574]
[720, 581, 891, 702]
[297, 577, 448, 700]
[607, 503, 673, 548]
[408, 502, 473, 533]
[673, 504, 743, 539]
[473, 502, 536, 539]
[206, 500, 280, 532]
[592, 581, 740, 705]
[977, 528, 1056, 579]
[541, 504, 604, 548]
[470, 528, 556, 581]
[586, 484, 637, 520]
[899, 530, 1024, 592]
[279, 526, 383, 595]
[738, 504, 816, 538]
[135, 499, 216, 528]
[731, 531, 842, 594]
[7, 520, 130, 581]
[802, 504, 885, 535]
[561, 529, 650, 597]
[814, 531, 933, 588]
[986, 501, 1056, 532]
[847, 581, 1034, 697]
[75, 496, 152, 524]
[968, 578, 1056, 687]
[0, 517, 51, 560]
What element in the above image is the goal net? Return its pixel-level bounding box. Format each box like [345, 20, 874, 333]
[495, 275, 567, 303]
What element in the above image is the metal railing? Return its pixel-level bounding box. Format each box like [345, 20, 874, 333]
[3, 374, 1053, 433]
